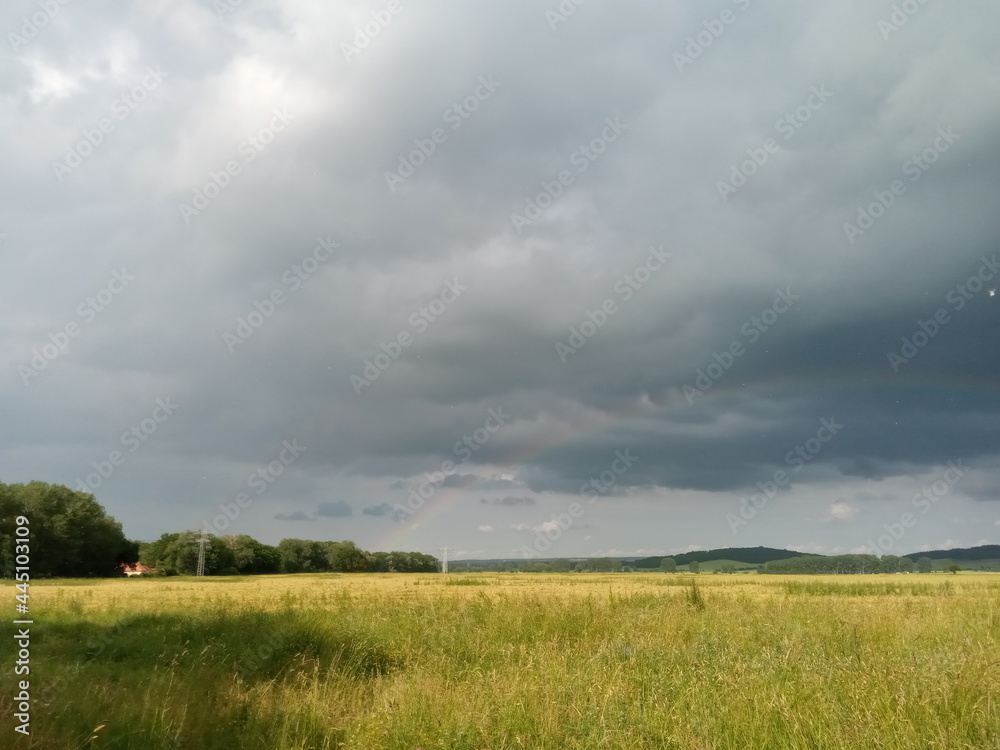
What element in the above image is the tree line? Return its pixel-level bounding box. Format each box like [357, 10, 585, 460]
[452, 557, 626, 573]
[0, 482, 440, 577]
[758, 554, 944, 574]
[139, 533, 439, 575]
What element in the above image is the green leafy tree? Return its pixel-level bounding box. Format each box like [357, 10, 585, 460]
[879, 555, 902, 574]
[947, 563, 961, 575]
[368, 551, 391, 572]
[660, 557, 677, 573]
[223, 535, 280, 574]
[324, 540, 372, 572]
[277, 538, 327, 573]
[688, 560, 701, 574]
[917, 557, 934, 574]
[0, 482, 137, 578]
[141, 532, 235, 575]
[550, 558, 571, 572]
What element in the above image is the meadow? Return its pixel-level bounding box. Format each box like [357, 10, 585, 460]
[5, 572, 1000, 749]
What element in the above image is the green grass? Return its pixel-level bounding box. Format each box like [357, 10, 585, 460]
[5, 573, 1000, 749]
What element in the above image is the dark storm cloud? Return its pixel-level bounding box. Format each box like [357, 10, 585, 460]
[2, 0, 998, 555]
[315, 501, 353, 518]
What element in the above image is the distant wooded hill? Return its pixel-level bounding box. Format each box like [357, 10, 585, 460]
[632, 547, 816, 569]
[902, 545, 1000, 561]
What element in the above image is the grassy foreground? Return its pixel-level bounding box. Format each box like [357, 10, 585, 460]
[4, 572, 1000, 749]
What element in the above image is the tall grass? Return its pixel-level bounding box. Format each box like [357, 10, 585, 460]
[5, 573, 999, 749]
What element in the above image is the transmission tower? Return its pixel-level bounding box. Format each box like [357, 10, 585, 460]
[439, 546, 451, 574]
[196, 532, 208, 576]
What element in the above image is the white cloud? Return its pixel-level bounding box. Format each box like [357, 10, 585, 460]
[829, 502, 858, 521]
[477, 525, 493, 533]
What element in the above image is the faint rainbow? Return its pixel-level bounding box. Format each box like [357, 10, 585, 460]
[366, 371, 1000, 553]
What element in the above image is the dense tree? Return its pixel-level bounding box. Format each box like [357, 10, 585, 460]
[660, 557, 677, 573]
[760, 554, 883, 574]
[918, 557, 934, 574]
[576, 557, 620, 572]
[368, 551, 391, 572]
[521, 561, 551, 573]
[223, 535, 280, 574]
[277, 538, 327, 573]
[689, 560, 701, 574]
[140, 532, 236, 575]
[0, 482, 137, 578]
[880, 555, 906, 574]
[947, 563, 961, 575]
[384, 550, 439, 572]
[324, 540, 371, 572]
[362, 550, 438, 572]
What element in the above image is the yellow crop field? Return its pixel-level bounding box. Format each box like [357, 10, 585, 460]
[6, 572, 1000, 749]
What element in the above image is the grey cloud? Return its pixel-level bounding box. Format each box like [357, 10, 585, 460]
[315, 501, 353, 518]
[3, 0, 998, 558]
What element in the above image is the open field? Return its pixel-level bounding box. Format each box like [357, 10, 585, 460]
[5, 573, 1000, 750]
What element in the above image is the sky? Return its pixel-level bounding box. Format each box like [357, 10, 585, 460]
[2, 0, 999, 561]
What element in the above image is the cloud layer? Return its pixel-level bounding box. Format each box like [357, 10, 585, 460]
[2, 0, 998, 559]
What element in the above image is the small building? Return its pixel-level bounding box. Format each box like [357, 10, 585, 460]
[121, 563, 154, 577]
